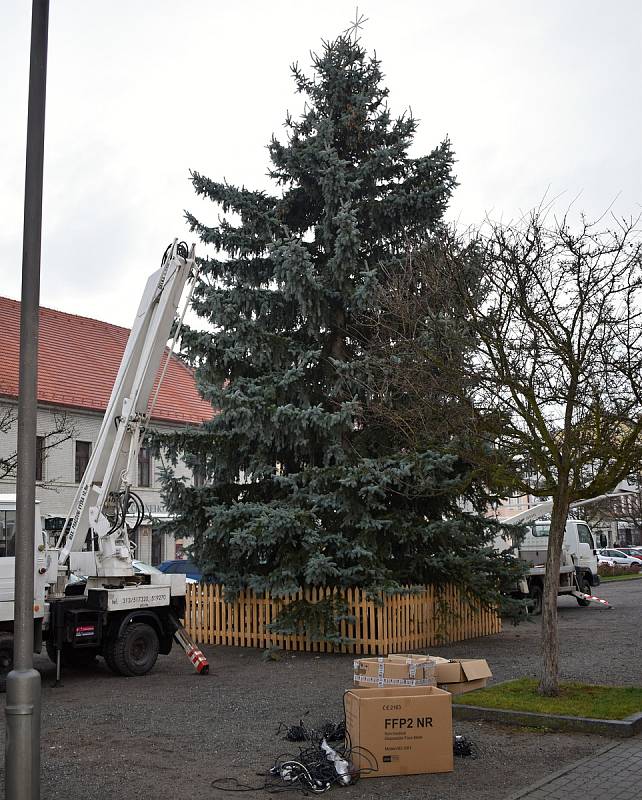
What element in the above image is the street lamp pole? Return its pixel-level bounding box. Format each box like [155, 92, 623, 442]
[5, 2, 49, 798]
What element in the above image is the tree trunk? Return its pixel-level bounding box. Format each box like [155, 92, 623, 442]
[539, 493, 570, 696]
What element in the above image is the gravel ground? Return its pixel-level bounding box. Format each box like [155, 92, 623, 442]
[431, 577, 642, 686]
[0, 579, 639, 800]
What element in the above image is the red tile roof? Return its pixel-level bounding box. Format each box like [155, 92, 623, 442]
[0, 297, 212, 425]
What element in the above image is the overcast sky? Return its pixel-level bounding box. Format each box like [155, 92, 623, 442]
[1, 1, 640, 328]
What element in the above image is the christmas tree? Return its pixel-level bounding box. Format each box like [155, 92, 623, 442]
[160, 31, 523, 633]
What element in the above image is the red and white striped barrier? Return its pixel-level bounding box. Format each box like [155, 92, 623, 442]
[570, 590, 612, 608]
[169, 612, 210, 675]
[185, 644, 209, 674]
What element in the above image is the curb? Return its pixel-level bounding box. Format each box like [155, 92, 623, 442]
[453, 703, 642, 737]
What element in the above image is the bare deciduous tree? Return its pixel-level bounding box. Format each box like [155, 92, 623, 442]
[361, 210, 642, 695]
[450, 211, 642, 694]
[0, 407, 75, 485]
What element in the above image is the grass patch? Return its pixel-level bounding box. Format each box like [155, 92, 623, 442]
[453, 678, 642, 720]
[600, 573, 642, 582]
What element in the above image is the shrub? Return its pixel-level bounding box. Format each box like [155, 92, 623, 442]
[597, 562, 641, 577]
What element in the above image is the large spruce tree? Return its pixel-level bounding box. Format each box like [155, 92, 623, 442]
[161, 33, 522, 629]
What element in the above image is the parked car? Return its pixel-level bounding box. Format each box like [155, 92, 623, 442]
[597, 548, 641, 567]
[157, 559, 202, 583]
[613, 547, 642, 561]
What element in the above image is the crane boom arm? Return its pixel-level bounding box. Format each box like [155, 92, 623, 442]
[502, 490, 634, 526]
[57, 240, 196, 576]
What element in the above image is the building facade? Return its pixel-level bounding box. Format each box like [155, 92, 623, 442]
[0, 297, 212, 565]
[490, 493, 542, 521]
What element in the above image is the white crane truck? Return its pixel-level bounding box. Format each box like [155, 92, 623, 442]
[502, 498, 615, 614]
[0, 240, 208, 688]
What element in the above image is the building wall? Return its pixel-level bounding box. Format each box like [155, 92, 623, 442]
[584, 479, 642, 547]
[0, 399, 195, 565]
[490, 494, 542, 520]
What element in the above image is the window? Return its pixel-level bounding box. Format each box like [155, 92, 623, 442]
[35, 435, 45, 482]
[151, 529, 163, 566]
[75, 441, 92, 483]
[138, 446, 151, 488]
[193, 460, 205, 487]
[0, 510, 16, 557]
[577, 524, 594, 549]
[531, 522, 550, 538]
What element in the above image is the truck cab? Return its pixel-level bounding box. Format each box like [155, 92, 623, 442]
[0, 494, 57, 625]
[0, 494, 58, 689]
[520, 518, 599, 582]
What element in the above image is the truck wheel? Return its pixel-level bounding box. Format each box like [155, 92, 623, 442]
[110, 623, 159, 677]
[529, 584, 543, 616]
[576, 578, 592, 607]
[0, 632, 14, 692]
[45, 640, 98, 668]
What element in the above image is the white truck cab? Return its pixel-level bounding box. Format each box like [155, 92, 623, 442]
[0, 495, 57, 689]
[0, 495, 57, 626]
[520, 518, 599, 578]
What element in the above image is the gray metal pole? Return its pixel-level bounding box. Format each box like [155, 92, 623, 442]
[5, 2, 49, 798]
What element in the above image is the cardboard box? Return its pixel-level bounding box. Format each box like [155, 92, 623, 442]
[434, 659, 491, 693]
[388, 654, 491, 695]
[440, 677, 488, 695]
[387, 653, 447, 667]
[353, 656, 436, 688]
[344, 686, 453, 778]
[387, 653, 438, 664]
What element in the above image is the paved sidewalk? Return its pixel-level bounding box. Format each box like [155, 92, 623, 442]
[505, 737, 642, 799]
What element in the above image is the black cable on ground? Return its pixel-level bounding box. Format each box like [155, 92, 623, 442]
[212, 713, 377, 795]
[278, 720, 346, 744]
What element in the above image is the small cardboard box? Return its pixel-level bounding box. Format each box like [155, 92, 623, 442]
[440, 677, 488, 695]
[388, 654, 491, 695]
[353, 656, 436, 688]
[435, 659, 491, 694]
[344, 685, 453, 778]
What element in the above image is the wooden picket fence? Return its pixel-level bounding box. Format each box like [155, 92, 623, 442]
[184, 583, 502, 654]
